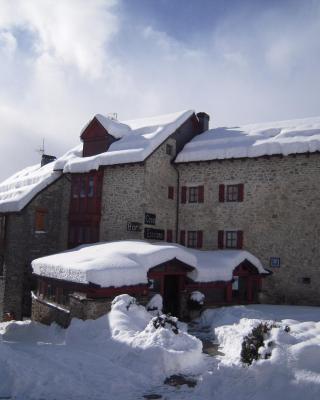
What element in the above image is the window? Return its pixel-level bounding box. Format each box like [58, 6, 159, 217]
[186, 230, 203, 248]
[80, 176, 86, 198]
[35, 209, 48, 232]
[188, 187, 198, 203]
[302, 277, 311, 285]
[226, 231, 238, 248]
[166, 229, 173, 242]
[0, 216, 5, 242]
[88, 176, 94, 198]
[219, 184, 244, 202]
[0, 255, 4, 276]
[218, 230, 243, 249]
[187, 231, 197, 248]
[226, 185, 239, 202]
[166, 144, 173, 155]
[168, 186, 174, 200]
[181, 186, 204, 204]
[72, 177, 80, 198]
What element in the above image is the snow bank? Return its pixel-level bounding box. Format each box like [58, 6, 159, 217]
[54, 110, 194, 173]
[0, 295, 204, 400]
[32, 240, 268, 286]
[176, 115, 320, 162]
[109, 295, 203, 378]
[0, 162, 61, 213]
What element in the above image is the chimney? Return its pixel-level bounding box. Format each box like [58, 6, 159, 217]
[197, 112, 210, 133]
[41, 154, 56, 167]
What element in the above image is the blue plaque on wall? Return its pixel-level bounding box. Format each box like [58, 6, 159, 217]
[270, 257, 280, 268]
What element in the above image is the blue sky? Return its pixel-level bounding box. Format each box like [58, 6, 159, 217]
[0, 0, 319, 180]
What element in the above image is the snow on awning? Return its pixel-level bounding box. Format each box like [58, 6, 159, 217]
[32, 241, 268, 288]
[175, 115, 320, 163]
[54, 110, 194, 173]
[0, 162, 61, 213]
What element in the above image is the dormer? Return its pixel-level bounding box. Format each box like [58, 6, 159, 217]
[81, 117, 118, 157]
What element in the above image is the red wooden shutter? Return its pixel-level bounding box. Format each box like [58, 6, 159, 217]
[168, 186, 174, 200]
[198, 185, 204, 203]
[238, 183, 244, 202]
[180, 230, 186, 246]
[181, 186, 187, 204]
[197, 230, 203, 248]
[166, 229, 173, 243]
[237, 230, 243, 249]
[218, 230, 224, 249]
[219, 184, 225, 202]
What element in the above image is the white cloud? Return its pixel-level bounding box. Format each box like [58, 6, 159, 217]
[0, 0, 319, 182]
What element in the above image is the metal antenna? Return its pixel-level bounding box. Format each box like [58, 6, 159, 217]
[36, 138, 45, 156]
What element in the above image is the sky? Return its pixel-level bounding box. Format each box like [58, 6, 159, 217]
[0, 0, 319, 181]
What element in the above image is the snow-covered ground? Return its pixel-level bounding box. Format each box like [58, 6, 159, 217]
[0, 302, 319, 400]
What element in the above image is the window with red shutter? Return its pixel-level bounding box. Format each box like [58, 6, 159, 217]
[180, 230, 186, 246]
[181, 186, 187, 204]
[238, 184, 244, 202]
[219, 184, 225, 202]
[35, 208, 48, 232]
[237, 231, 243, 249]
[166, 229, 173, 243]
[168, 186, 174, 200]
[197, 230, 203, 248]
[198, 185, 204, 203]
[218, 230, 224, 249]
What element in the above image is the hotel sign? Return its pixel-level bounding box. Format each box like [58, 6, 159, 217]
[127, 222, 142, 232]
[144, 228, 164, 240]
[145, 213, 156, 225]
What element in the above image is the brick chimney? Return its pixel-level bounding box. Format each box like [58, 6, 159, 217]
[197, 112, 210, 133]
[41, 154, 56, 167]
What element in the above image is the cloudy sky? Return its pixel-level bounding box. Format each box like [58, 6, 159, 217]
[0, 0, 319, 181]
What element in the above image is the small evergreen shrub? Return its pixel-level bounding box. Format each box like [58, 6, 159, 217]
[241, 322, 277, 365]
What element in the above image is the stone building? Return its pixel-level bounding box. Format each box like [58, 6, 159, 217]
[0, 109, 320, 322]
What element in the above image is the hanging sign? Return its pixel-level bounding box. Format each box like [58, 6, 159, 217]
[127, 222, 142, 232]
[144, 228, 164, 240]
[145, 213, 156, 225]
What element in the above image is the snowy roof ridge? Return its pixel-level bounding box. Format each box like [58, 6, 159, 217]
[0, 162, 62, 213]
[54, 109, 194, 173]
[32, 240, 268, 287]
[175, 115, 320, 163]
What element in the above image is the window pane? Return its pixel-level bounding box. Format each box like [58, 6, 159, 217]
[80, 176, 87, 198]
[187, 231, 197, 248]
[88, 176, 94, 198]
[188, 187, 198, 203]
[227, 185, 239, 201]
[226, 231, 237, 248]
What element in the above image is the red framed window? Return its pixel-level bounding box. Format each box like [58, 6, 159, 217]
[219, 184, 244, 202]
[218, 230, 243, 249]
[168, 186, 174, 200]
[181, 185, 204, 204]
[35, 208, 48, 232]
[187, 230, 203, 248]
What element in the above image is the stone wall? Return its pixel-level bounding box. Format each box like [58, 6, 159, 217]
[0, 175, 71, 320]
[177, 153, 320, 305]
[100, 138, 179, 243]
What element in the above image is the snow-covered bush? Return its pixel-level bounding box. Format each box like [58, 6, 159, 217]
[152, 314, 179, 334]
[146, 294, 163, 315]
[241, 322, 277, 365]
[188, 291, 205, 310]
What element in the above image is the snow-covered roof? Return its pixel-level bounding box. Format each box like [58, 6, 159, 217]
[0, 162, 61, 213]
[54, 110, 194, 173]
[175, 116, 320, 163]
[32, 240, 268, 287]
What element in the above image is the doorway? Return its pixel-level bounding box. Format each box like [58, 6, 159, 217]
[163, 275, 180, 317]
